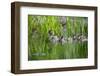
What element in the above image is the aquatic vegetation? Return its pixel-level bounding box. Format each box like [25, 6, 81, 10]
[28, 15, 88, 60]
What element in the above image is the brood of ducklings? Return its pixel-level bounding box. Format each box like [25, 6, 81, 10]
[48, 30, 87, 45]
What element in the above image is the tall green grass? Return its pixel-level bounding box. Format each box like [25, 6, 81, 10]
[28, 15, 88, 60]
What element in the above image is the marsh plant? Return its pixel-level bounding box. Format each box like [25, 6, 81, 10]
[28, 15, 88, 60]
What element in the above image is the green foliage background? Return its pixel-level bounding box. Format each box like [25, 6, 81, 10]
[28, 15, 88, 60]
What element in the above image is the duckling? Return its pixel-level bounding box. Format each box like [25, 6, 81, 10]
[82, 38, 88, 42]
[32, 28, 37, 38]
[48, 30, 54, 41]
[68, 36, 73, 43]
[59, 17, 67, 32]
[80, 35, 88, 42]
[59, 16, 66, 26]
[48, 30, 54, 36]
[51, 36, 59, 44]
[59, 36, 66, 45]
[76, 34, 88, 42]
[73, 34, 78, 41]
[48, 30, 59, 44]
